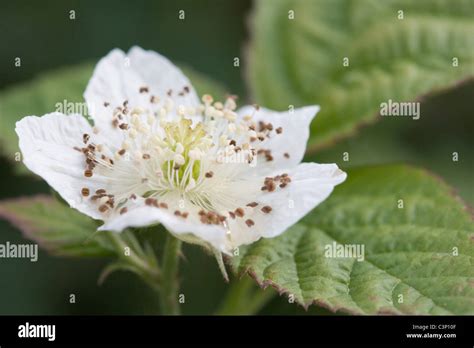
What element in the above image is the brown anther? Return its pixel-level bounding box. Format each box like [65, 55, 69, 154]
[130, 194, 137, 200]
[145, 198, 155, 206]
[261, 206, 272, 213]
[159, 202, 168, 209]
[120, 207, 128, 215]
[81, 188, 90, 197]
[267, 181, 276, 192]
[119, 123, 129, 130]
[246, 202, 258, 208]
[167, 89, 172, 96]
[103, 102, 110, 107]
[139, 86, 149, 93]
[174, 210, 182, 216]
[184, 86, 190, 93]
[96, 189, 106, 195]
[228, 211, 236, 219]
[276, 127, 283, 134]
[112, 119, 119, 128]
[229, 140, 236, 146]
[245, 219, 255, 227]
[99, 204, 109, 213]
[123, 100, 129, 107]
[150, 95, 158, 103]
[235, 208, 245, 218]
[284, 153, 290, 158]
[87, 145, 96, 154]
[181, 212, 189, 218]
[205, 171, 214, 178]
[84, 169, 93, 178]
[118, 149, 126, 156]
[198, 210, 206, 216]
[142, 154, 151, 160]
[279, 183, 287, 188]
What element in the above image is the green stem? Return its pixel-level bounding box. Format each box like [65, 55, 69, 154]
[159, 234, 182, 315]
[216, 276, 275, 315]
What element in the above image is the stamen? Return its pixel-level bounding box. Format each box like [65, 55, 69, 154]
[99, 204, 109, 213]
[83, 134, 90, 144]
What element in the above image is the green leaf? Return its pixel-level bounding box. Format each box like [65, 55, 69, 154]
[0, 62, 227, 173]
[232, 165, 474, 315]
[247, 0, 474, 150]
[0, 195, 113, 257]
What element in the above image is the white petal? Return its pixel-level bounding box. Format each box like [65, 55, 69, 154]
[16, 113, 108, 220]
[84, 47, 200, 145]
[99, 200, 229, 253]
[237, 105, 319, 172]
[226, 163, 346, 248]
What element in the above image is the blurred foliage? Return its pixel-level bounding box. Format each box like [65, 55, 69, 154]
[248, 0, 474, 150]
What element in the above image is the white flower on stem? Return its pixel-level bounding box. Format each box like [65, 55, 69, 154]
[16, 47, 346, 254]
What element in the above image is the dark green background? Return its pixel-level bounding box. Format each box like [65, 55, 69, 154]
[0, 0, 472, 315]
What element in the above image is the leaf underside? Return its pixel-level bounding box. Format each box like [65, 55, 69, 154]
[0, 195, 112, 257]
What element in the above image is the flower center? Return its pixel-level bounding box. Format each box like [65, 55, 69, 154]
[77, 90, 288, 228]
[156, 118, 212, 191]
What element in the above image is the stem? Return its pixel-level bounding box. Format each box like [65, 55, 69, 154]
[159, 234, 182, 315]
[216, 276, 275, 315]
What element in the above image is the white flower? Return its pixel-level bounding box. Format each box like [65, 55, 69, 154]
[15, 47, 346, 254]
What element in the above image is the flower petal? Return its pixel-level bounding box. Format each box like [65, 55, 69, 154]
[84, 47, 200, 145]
[99, 199, 229, 253]
[226, 163, 347, 248]
[16, 112, 109, 220]
[237, 105, 319, 172]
